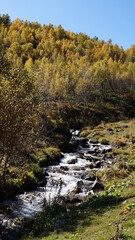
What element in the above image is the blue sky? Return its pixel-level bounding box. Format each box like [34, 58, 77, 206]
[0, 0, 135, 49]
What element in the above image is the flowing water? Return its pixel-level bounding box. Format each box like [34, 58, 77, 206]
[0, 130, 112, 230]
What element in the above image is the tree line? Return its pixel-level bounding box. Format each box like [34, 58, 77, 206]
[0, 14, 135, 104]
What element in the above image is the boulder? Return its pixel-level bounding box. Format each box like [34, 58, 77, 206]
[101, 148, 112, 154]
[76, 180, 84, 189]
[85, 149, 95, 154]
[68, 140, 79, 152]
[91, 179, 104, 191]
[77, 152, 85, 158]
[79, 137, 88, 147]
[95, 161, 101, 168]
[85, 154, 101, 162]
[81, 171, 96, 181]
[64, 195, 83, 204]
[60, 166, 69, 171]
[43, 171, 49, 177]
[67, 158, 77, 164]
[38, 179, 47, 187]
[89, 139, 99, 144]
[87, 163, 94, 169]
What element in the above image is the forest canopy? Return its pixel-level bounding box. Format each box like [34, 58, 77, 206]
[0, 14, 134, 106]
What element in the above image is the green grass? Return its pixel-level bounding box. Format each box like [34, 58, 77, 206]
[21, 119, 135, 239]
[82, 119, 135, 175]
[21, 181, 135, 240]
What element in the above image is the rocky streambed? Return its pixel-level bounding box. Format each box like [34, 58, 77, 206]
[0, 130, 112, 239]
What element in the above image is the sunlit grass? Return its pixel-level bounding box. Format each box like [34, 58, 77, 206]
[22, 119, 135, 240]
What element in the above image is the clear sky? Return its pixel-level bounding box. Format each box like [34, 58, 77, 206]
[0, 0, 135, 49]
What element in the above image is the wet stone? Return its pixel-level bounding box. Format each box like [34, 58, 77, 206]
[81, 172, 96, 181]
[89, 139, 99, 144]
[60, 166, 69, 171]
[91, 179, 104, 191]
[76, 180, 84, 189]
[67, 158, 78, 164]
[95, 161, 101, 168]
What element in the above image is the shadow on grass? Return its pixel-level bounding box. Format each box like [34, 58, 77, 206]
[22, 193, 135, 239]
[117, 234, 135, 240]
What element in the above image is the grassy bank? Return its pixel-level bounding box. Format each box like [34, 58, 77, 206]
[21, 119, 135, 240]
[1, 93, 135, 200]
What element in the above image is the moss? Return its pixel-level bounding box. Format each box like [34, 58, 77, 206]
[31, 163, 44, 181]
[80, 127, 91, 137]
[43, 146, 62, 163]
[31, 151, 46, 163]
[30, 146, 62, 167]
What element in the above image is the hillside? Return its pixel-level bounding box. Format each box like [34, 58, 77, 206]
[0, 14, 135, 240]
[0, 14, 135, 108]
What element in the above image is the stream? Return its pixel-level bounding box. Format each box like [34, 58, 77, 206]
[0, 130, 112, 239]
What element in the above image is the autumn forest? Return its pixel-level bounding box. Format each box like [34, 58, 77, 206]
[0, 13, 135, 240]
